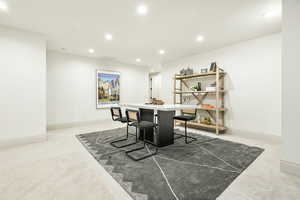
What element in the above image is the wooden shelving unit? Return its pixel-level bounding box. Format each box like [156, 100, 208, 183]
[175, 120, 227, 131]
[174, 90, 225, 94]
[175, 72, 226, 79]
[173, 66, 226, 134]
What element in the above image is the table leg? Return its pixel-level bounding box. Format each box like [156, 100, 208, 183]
[156, 110, 175, 147]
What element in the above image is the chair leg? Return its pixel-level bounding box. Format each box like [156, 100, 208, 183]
[127, 124, 129, 138]
[110, 124, 139, 148]
[185, 121, 187, 143]
[136, 126, 138, 142]
[174, 120, 197, 144]
[126, 128, 158, 161]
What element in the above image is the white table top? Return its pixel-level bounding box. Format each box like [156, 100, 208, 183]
[120, 103, 199, 111]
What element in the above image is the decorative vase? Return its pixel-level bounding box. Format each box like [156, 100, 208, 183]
[197, 82, 201, 91]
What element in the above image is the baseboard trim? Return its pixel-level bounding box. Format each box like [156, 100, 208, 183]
[226, 128, 281, 145]
[47, 120, 105, 130]
[281, 160, 300, 177]
[0, 134, 47, 150]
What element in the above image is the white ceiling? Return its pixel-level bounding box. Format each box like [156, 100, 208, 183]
[0, 0, 281, 68]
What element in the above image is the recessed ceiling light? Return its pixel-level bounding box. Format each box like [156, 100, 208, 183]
[0, 1, 8, 11]
[196, 35, 204, 42]
[105, 33, 113, 40]
[137, 5, 148, 15]
[136, 58, 141, 62]
[263, 10, 280, 19]
[89, 49, 95, 54]
[159, 49, 165, 55]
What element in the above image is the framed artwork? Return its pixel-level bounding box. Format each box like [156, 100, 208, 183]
[96, 70, 120, 108]
[209, 62, 217, 72]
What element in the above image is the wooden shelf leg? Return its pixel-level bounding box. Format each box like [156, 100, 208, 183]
[216, 66, 220, 135]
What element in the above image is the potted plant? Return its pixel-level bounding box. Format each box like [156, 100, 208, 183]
[191, 86, 198, 91]
[191, 82, 201, 91]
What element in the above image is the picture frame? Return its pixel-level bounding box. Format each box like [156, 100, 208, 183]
[96, 70, 120, 109]
[209, 62, 217, 72]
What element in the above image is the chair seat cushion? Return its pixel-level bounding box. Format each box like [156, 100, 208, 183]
[116, 117, 128, 123]
[174, 115, 195, 121]
[130, 121, 156, 128]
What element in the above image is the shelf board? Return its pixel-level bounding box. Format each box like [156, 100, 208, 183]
[174, 90, 225, 94]
[176, 120, 226, 131]
[175, 72, 225, 79]
[200, 107, 226, 111]
[182, 107, 226, 112]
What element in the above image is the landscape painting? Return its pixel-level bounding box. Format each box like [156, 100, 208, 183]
[96, 70, 120, 108]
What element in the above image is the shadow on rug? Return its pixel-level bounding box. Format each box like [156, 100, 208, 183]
[76, 127, 263, 200]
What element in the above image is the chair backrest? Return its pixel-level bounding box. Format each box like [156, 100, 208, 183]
[125, 109, 140, 123]
[139, 108, 154, 122]
[182, 109, 197, 116]
[110, 107, 122, 121]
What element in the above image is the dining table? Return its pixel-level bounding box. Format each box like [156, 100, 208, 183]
[119, 103, 199, 147]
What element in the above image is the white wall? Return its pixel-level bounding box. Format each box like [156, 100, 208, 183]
[161, 33, 281, 136]
[282, 0, 300, 167]
[47, 51, 149, 127]
[0, 26, 46, 143]
[150, 73, 162, 99]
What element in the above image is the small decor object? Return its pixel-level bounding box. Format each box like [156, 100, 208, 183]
[197, 82, 202, 91]
[201, 104, 215, 109]
[201, 68, 208, 74]
[186, 68, 194, 75]
[191, 86, 198, 91]
[151, 98, 164, 105]
[206, 83, 216, 92]
[202, 117, 211, 125]
[206, 86, 216, 92]
[96, 70, 120, 108]
[209, 62, 217, 72]
[180, 69, 186, 75]
[191, 82, 201, 91]
[180, 68, 194, 75]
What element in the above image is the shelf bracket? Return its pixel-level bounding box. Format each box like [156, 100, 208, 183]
[205, 110, 216, 124]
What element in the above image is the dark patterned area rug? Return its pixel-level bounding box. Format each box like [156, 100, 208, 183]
[76, 127, 263, 200]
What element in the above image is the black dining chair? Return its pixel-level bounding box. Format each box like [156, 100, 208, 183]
[174, 109, 197, 144]
[110, 107, 138, 148]
[125, 109, 158, 161]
